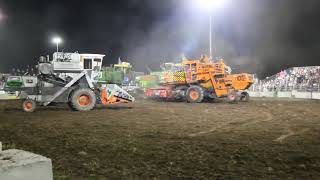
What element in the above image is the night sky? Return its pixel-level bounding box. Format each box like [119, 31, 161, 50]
[0, 0, 320, 78]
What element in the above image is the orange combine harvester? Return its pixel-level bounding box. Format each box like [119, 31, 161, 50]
[146, 55, 254, 103]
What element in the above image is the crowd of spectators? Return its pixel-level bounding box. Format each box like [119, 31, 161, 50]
[0, 65, 37, 90]
[253, 66, 320, 91]
[11, 65, 37, 76]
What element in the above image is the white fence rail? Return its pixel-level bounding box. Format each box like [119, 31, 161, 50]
[248, 83, 320, 100]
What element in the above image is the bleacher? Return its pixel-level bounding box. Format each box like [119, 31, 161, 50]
[252, 66, 320, 92]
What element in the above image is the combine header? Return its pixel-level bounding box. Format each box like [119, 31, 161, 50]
[4, 52, 134, 112]
[145, 55, 254, 103]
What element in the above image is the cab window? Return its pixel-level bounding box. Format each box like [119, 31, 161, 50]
[84, 59, 92, 69]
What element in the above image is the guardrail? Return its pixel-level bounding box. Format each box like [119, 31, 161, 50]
[248, 83, 320, 99]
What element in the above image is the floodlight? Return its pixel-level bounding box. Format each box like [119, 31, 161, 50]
[52, 37, 62, 44]
[196, 0, 226, 11]
[52, 37, 62, 52]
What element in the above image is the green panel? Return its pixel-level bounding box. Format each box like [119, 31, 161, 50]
[99, 67, 123, 85]
[139, 80, 159, 88]
[6, 80, 23, 88]
[111, 71, 123, 84]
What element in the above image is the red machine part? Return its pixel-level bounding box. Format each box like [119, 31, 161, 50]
[100, 88, 130, 105]
[145, 86, 174, 99]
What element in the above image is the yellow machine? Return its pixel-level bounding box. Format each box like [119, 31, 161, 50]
[114, 62, 132, 74]
[160, 63, 186, 83]
[146, 55, 254, 103]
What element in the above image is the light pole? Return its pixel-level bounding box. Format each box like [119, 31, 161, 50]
[52, 37, 62, 53]
[196, 0, 226, 59]
[209, 14, 213, 60]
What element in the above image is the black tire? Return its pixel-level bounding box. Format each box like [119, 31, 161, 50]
[240, 92, 250, 102]
[186, 86, 204, 103]
[67, 101, 76, 111]
[227, 90, 239, 103]
[22, 99, 36, 113]
[69, 88, 96, 111]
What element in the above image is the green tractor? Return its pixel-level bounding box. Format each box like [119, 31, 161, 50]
[99, 62, 134, 85]
[136, 73, 160, 89]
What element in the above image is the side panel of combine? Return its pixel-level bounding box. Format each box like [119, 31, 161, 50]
[228, 74, 254, 90]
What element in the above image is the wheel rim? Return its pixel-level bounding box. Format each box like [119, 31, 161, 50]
[189, 89, 200, 100]
[23, 102, 33, 110]
[228, 94, 236, 101]
[77, 94, 91, 106]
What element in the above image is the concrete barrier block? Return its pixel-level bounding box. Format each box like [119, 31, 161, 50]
[278, 92, 292, 98]
[0, 149, 53, 180]
[311, 92, 320, 100]
[260, 91, 275, 97]
[248, 91, 260, 97]
[292, 91, 312, 99]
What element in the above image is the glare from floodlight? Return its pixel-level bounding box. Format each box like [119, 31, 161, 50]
[197, 0, 226, 11]
[0, 10, 5, 22]
[52, 37, 62, 44]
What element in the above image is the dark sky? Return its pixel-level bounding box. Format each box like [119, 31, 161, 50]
[0, 0, 320, 78]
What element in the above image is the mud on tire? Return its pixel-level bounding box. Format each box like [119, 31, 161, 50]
[186, 86, 204, 103]
[69, 88, 96, 111]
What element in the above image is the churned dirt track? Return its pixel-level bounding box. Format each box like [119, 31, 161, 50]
[0, 99, 320, 179]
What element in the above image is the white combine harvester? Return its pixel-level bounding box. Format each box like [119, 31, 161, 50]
[4, 52, 135, 112]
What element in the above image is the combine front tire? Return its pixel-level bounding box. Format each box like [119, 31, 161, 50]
[22, 99, 36, 112]
[240, 92, 250, 102]
[70, 88, 96, 111]
[186, 86, 204, 103]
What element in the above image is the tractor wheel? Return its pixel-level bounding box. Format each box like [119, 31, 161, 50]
[240, 92, 250, 102]
[70, 88, 96, 111]
[227, 90, 239, 103]
[186, 86, 204, 103]
[22, 99, 36, 112]
[67, 101, 76, 111]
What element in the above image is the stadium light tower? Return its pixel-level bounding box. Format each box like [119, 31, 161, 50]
[52, 37, 62, 53]
[195, 0, 226, 59]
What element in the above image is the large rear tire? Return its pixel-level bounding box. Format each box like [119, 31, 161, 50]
[186, 86, 204, 103]
[69, 88, 96, 111]
[22, 99, 36, 113]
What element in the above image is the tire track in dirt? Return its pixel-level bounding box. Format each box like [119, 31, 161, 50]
[188, 120, 240, 137]
[237, 111, 274, 127]
[188, 111, 274, 137]
[274, 128, 309, 143]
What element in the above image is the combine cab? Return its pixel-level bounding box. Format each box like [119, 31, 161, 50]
[146, 55, 254, 103]
[4, 52, 134, 112]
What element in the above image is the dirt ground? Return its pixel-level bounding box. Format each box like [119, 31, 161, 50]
[0, 98, 320, 180]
